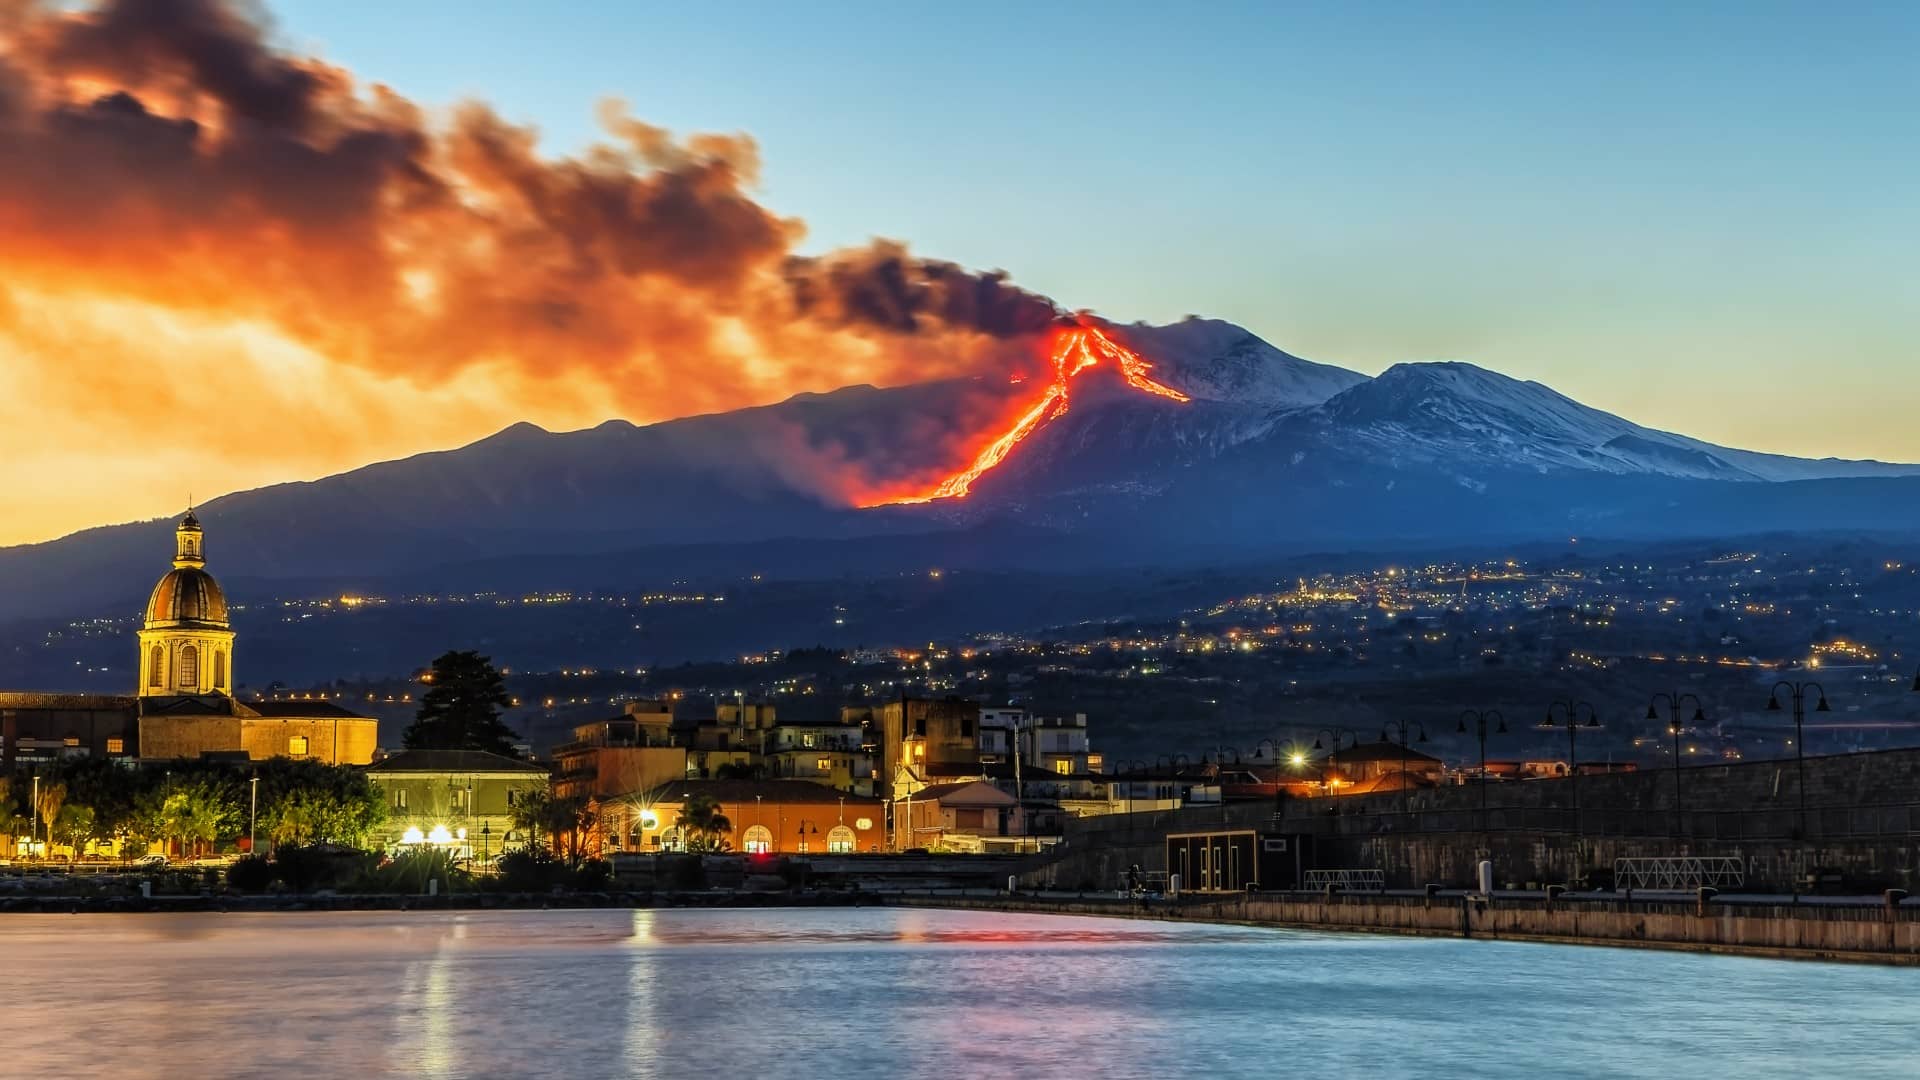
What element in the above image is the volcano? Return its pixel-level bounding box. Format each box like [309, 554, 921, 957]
[5, 315, 1920, 622]
[868, 324, 1191, 505]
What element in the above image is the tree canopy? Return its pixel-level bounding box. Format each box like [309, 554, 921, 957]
[403, 649, 521, 755]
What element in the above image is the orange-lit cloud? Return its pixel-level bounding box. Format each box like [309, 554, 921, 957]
[0, 0, 1060, 545]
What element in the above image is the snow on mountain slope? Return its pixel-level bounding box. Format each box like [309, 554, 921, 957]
[1117, 317, 1368, 408]
[1311, 361, 1920, 482]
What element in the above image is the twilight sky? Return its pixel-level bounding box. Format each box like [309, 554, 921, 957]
[1, 0, 1915, 546]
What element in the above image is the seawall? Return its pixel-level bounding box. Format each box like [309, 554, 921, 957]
[890, 892, 1920, 966]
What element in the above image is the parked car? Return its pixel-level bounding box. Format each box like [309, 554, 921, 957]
[134, 854, 169, 870]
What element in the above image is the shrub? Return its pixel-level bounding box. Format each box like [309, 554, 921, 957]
[355, 848, 471, 894]
[272, 844, 374, 893]
[227, 855, 273, 892]
[572, 858, 612, 892]
[495, 848, 567, 892]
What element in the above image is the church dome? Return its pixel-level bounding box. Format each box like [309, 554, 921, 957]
[146, 566, 229, 628]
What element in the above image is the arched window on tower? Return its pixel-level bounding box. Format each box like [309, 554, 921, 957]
[214, 650, 227, 690]
[179, 645, 199, 690]
[148, 645, 164, 688]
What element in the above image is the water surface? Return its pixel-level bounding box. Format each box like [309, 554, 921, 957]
[6, 907, 1914, 1078]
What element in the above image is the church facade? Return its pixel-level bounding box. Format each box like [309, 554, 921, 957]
[0, 513, 379, 767]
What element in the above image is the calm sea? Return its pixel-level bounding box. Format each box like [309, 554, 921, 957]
[5, 907, 1914, 1078]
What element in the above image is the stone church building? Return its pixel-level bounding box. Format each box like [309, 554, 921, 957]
[0, 512, 378, 767]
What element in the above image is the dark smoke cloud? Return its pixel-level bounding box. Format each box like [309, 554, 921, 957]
[0, 0, 1062, 415]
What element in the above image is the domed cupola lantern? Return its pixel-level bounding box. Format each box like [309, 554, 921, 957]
[137, 510, 235, 697]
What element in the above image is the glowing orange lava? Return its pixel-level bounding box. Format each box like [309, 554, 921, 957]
[871, 324, 1189, 505]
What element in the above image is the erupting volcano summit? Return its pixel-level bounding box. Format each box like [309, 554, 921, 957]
[870, 324, 1190, 506]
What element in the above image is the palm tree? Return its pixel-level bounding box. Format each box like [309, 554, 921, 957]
[676, 794, 732, 852]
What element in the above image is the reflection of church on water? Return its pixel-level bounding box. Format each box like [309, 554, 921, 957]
[0, 512, 379, 767]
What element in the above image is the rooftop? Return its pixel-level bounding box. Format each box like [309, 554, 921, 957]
[642, 778, 882, 806]
[366, 749, 548, 774]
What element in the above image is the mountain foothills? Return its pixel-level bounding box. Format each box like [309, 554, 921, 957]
[5, 316, 1920, 622]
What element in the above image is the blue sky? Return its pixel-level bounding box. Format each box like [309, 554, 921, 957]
[271, 0, 1918, 460]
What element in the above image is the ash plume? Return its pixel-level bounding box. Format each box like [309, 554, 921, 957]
[0, 0, 1061, 425]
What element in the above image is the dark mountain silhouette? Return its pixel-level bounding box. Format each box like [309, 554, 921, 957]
[5, 316, 1918, 623]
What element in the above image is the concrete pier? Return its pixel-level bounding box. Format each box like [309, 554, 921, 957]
[891, 891, 1920, 966]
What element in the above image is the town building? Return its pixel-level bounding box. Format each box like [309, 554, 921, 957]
[763, 717, 875, 795]
[877, 697, 982, 797]
[0, 513, 379, 767]
[552, 703, 687, 802]
[892, 779, 1025, 852]
[365, 749, 549, 857]
[629, 779, 885, 854]
[1323, 740, 1445, 791]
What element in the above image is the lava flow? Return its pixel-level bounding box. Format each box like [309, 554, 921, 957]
[870, 324, 1189, 506]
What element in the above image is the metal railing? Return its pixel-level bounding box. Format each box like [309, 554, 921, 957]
[1272, 801, 1920, 842]
[1303, 868, 1385, 891]
[1614, 857, 1745, 891]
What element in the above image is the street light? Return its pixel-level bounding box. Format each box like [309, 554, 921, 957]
[1380, 720, 1429, 817]
[1540, 700, 1600, 836]
[1457, 709, 1507, 836]
[1647, 692, 1707, 837]
[1306, 727, 1358, 799]
[249, 774, 259, 858]
[795, 820, 819, 853]
[1766, 680, 1830, 843]
[30, 773, 40, 861]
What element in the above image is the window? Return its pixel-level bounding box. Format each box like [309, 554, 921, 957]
[213, 651, 227, 690]
[911, 743, 925, 761]
[827, 825, 856, 853]
[802, 731, 816, 748]
[148, 646, 164, 687]
[816, 757, 832, 773]
[742, 825, 773, 854]
[106, 738, 124, 754]
[289, 734, 310, 756]
[395, 788, 409, 811]
[960, 716, 974, 737]
[1054, 760, 1073, 775]
[178, 645, 198, 689]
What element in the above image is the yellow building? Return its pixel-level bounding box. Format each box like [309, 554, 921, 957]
[0, 512, 379, 767]
[131, 512, 379, 764]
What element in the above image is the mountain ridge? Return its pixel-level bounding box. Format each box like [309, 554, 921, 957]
[4, 316, 1918, 622]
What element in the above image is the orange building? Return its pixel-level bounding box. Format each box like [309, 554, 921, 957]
[630, 779, 884, 855]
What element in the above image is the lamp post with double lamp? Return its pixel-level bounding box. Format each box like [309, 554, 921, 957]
[1250, 740, 1284, 811]
[795, 820, 819, 854]
[1307, 728, 1358, 801]
[1379, 720, 1429, 818]
[1111, 759, 1149, 814]
[1456, 710, 1507, 836]
[1766, 680, 1829, 843]
[1539, 701, 1600, 836]
[1646, 692, 1707, 837]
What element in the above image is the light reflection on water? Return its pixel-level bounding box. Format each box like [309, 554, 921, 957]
[4, 907, 1916, 1079]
